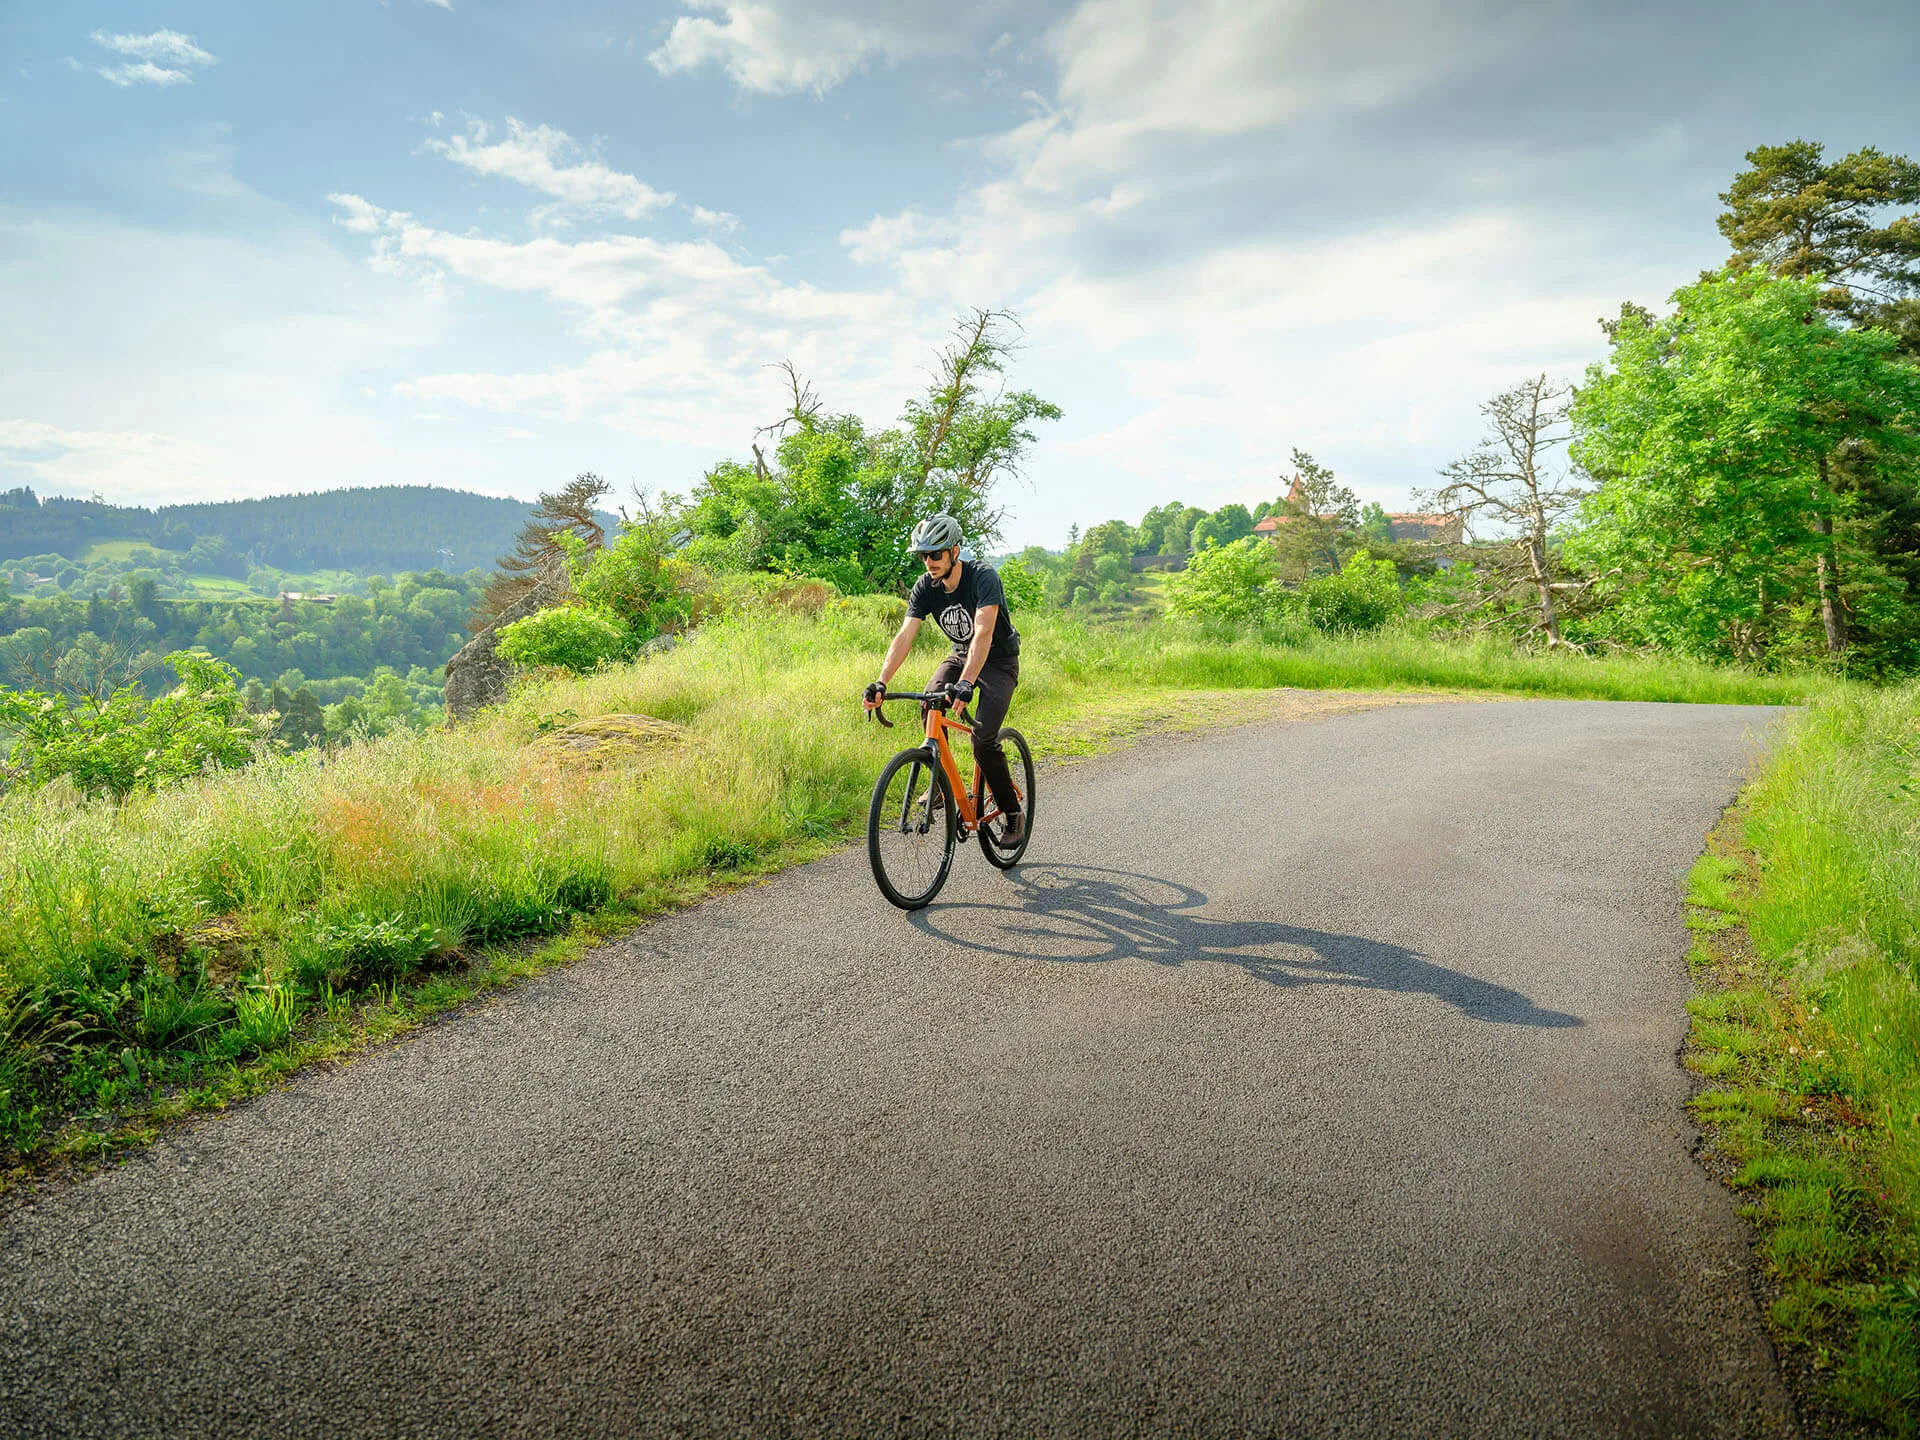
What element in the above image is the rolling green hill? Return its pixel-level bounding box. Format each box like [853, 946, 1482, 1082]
[0, 484, 616, 575]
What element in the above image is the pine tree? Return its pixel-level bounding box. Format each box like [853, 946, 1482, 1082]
[471, 473, 612, 631]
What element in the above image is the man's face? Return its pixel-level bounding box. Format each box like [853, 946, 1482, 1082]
[922, 546, 957, 583]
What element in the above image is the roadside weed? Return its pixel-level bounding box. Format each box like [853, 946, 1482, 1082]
[1684, 682, 1920, 1435]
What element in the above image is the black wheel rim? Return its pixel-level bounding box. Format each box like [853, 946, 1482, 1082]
[870, 754, 952, 905]
[980, 729, 1034, 869]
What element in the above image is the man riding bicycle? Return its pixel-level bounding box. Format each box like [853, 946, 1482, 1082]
[863, 514, 1024, 845]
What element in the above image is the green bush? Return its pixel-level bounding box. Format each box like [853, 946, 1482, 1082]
[1301, 555, 1404, 634]
[997, 555, 1046, 612]
[569, 524, 702, 640]
[1163, 536, 1282, 626]
[495, 605, 631, 674]
[0, 650, 266, 800]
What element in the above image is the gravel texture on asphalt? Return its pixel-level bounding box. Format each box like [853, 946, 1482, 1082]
[0, 699, 1798, 1439]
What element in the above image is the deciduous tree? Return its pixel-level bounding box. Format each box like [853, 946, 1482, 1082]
[1570, 270, 1920, 664]
[1425, 375, 1586, 648]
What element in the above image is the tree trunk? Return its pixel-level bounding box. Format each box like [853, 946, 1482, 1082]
[1814, 456, 1846, 657]
[1526, 529, 1563, 647]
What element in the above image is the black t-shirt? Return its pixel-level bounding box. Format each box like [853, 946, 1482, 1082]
[907, 561, 1020, 665]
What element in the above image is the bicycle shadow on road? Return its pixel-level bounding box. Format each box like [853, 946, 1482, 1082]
[909, 864, 1581, 1028]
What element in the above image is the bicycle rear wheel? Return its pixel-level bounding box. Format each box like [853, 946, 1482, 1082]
[978, 727, 1034, 870]
[868, 748, 956, 909]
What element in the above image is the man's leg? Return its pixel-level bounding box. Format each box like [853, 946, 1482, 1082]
[968, 659, 1021, 819]
[919, 658, 964, 811]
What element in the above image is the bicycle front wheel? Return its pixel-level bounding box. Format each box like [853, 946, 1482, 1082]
[868, 748, 956, 909]
[978, 727, 1035, 870]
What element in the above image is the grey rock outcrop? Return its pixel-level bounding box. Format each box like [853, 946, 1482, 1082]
[443, 570, 569, 722]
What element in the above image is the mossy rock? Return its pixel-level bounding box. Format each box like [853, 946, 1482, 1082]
[537, 713, 689, 767]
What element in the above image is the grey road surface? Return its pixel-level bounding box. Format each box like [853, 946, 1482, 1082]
[0, 700, 1797, 1439]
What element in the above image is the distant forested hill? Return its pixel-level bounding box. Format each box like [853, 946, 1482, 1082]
[0, 485, 613, 572]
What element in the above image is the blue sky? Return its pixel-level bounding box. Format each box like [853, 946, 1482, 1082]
[2, 1, 1916, 548]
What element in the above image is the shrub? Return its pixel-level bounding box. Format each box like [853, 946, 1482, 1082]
[0, 651, 266, 800]
[831, 593, 909, 627]
[569, 524, 703, 640]
[1164, 536, 1281, 626]
[1301, 555, 1404, 634]
[998, 555, 1046, 612]
[495, 605, 631, 674]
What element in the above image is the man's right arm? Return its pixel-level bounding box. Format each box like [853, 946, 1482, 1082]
[868, 616, 923, 707]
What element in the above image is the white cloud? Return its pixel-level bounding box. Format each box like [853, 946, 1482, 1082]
[425, 118, 674, 222]
[97, 61, 194, 88]
[649, 0, 1007, 95]
[91, 29, 216, 65]
[90, 28, 217, 87]
[328, 191, 922, 446]
[422, 0, 455, 9]
[0, 212, 447, 507]
[0, 421, 213, 494]
[690, 205, 741, 232]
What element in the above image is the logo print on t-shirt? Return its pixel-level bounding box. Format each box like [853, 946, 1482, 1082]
[939, 604, 973, 642]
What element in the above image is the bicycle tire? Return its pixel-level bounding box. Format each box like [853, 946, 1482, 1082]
[868, 748, 957, 909]
[978, 727, 1035, 870]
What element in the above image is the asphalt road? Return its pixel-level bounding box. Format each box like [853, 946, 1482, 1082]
[0, 699, 1799, 1439]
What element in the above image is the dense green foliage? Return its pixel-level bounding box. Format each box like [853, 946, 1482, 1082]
[674, 311, 1060, 594]
[495, 605, 632, 673]
[0, 652, 265, 799]
[0, 569, 485, 734]
[1686, 686, 1920, 1432]
[1572, 270, 1920, 668]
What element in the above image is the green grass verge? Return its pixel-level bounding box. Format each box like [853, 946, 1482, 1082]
[1684, 683, 1920, 1436]
[0, 606, 1829, 1191]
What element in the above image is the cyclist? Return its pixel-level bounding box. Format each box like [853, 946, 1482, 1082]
[864, 514, 1024, 844]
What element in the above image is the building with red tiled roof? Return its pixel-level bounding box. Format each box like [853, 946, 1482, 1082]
[1384, 513, 1464, 545]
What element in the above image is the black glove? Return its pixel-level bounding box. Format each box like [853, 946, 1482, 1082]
[863, 681, 886, 705]
[947, 678, 975, 704]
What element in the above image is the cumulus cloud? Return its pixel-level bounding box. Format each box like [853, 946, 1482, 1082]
[327, 190, 919, 445]
[649, 0, 1008, 95]
[425, 118, 674, 222]
[90, 28, 218, 87]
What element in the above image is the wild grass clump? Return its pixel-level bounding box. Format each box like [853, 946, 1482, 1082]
[1686, 681, 1920, 1433]
[1029, 615, 1821, 707]
[0, 603, 1824, 1175]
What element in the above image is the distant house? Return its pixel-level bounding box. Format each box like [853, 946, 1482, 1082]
[1384, 513, 1464, 545]
[1251, 475, 1463, 546]
[277, 591, 337, 604]
[1254, 477, 1315, 532]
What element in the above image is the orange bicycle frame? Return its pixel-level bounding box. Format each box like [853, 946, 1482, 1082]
[922, 705, 1008, 832]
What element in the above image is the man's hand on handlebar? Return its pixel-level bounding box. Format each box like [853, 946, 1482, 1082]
[945, 678, 975, 705]
[863, 680, 886, 711]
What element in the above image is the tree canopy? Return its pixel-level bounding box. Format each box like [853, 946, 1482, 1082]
[1570, 269, 1920, 664]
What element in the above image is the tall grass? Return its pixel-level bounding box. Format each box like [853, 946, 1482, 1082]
[1688, 683, 1920, 1432]
[1029, 617, 1818, 706]
[0, 605, 1826, 1173]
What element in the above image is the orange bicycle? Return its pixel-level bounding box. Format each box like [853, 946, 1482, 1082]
[864, 687, 1035, 909]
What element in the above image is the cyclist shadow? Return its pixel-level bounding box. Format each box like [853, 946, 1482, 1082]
[909, 864, 1581, 1028]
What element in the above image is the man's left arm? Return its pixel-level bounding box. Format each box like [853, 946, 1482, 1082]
[959, 605, 998, 687]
